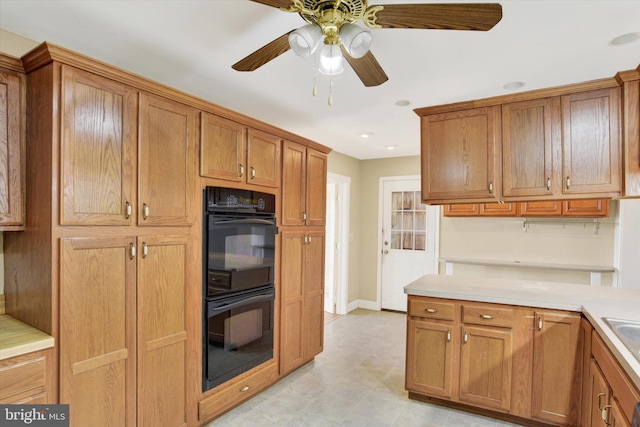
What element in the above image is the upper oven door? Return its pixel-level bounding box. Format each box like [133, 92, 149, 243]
[206, 214, 277, 296]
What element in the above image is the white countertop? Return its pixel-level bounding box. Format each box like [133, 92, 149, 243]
[404, 274, 640, 389]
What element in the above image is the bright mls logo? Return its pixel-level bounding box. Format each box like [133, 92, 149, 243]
[0, 405, 69, 426]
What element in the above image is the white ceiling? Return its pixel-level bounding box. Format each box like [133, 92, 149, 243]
[1, 0, 639, 159]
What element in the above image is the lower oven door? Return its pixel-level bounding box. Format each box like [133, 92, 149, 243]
[203, 285, 275, 391]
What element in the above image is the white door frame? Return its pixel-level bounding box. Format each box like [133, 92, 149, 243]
[327, 172, 350, 315]
[376, 175, 440, 310]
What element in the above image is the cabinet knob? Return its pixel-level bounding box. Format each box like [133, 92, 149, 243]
[240, 385, 250, 393]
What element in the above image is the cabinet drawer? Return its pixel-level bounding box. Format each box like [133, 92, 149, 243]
[408, 298, 455, 321]
[0, 354, 46, 402]
[199, 361, 278, 422]
[461, 304, 515, 328]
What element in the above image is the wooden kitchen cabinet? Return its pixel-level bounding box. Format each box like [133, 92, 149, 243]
[61, 67, 196, 226]
[138, 93, 196, 226]
[420, 106, 501, 203]
[0, 58, 25, 230]
[584, 332, 640, 427]
[0, 349, 51, 404]
[279, 230, 325, 376]
[502, 97, 559, 198]
[60, 66, 137, 226]
[282, 140, 327, 226]
[561, 88, 621, 196]
[531, 310, 582, 425]
[60, 235, 189, 427]
[445, 199, 608, 217]
[199, 112, 280, 188]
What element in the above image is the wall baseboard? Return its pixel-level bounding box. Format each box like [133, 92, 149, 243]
[346, 299, 379, 313]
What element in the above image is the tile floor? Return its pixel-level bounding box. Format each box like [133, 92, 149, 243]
[207, 309, 524, 426]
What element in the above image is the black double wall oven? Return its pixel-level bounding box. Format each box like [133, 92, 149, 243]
[202, 186, 277, 391]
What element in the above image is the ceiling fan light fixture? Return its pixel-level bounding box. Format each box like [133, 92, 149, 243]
[318, 43, 344, 75]
[339, 23, 372, 58]
[289, 24, 323, 58]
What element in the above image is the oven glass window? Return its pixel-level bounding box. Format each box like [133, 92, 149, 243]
[205, 289, 274, 389]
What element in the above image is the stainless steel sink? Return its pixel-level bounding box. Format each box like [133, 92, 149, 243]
[603, 318, 640, 363]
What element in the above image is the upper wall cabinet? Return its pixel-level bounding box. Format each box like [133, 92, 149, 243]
[281, 140, 327, 226]
[61, 66, 137, 226]
[561, 88, 621, 195]
[417, 79, 627, 204]
[61, 67, 196, 226]
[420, 106, 501, 203]
[502, 97, 559, 198]
[200, 112, 281, 188]
[0, 60, 25, 230]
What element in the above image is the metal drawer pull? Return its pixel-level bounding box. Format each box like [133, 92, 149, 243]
[601, 404, 611, 426]
[446, 330, 451, 342]
[240, 385, 250, 392]
[480, 314, 494, 319]
[566, 176, 571, 190]
[250, 167, 256, 179]
[143, 203, 149, 220]
[538, 317, 543, 331]
[488, 181, 493, 193]
[463, 331, 468, 343]
[597, 392, 606, 411]
[426, 308, 437, 313]
[239, 164, 244, 177]
[125, 201, 132, 219]
[142, 243, 148, 258]
[546, 177, 551, 191]
[129, 243, 136, 259]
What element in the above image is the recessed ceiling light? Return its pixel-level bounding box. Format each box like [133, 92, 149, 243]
[395, 100, 411, 107]
[359, 132, 373, 138]
[610, 32, 640, 45]
[503, 81, 525, 91]
[386, 145, 398, 150]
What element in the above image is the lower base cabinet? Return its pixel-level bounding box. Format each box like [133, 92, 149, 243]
[0, 349, 52, 404]
[60, 235, 189, 427]
[406, 296, 583, 425]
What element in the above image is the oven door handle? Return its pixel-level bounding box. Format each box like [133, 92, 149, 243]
[212, 218, 276, 226]
[209, 293, 274, 314]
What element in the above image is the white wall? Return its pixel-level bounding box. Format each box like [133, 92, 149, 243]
[616, 198, 640, 289]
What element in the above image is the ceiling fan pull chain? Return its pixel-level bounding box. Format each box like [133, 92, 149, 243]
[328, 75, 333, 106]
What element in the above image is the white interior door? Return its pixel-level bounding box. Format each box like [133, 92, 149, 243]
[380, 178, 439, 311]
[324, 182, 336, 313]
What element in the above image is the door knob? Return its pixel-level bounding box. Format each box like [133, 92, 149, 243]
[382, 250, 389, 254]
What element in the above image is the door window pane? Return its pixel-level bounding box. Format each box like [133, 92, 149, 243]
[389, 191, 427, 251]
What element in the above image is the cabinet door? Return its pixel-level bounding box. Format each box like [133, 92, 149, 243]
[60, 66, 137, 225]
[479, 203, 517, 217]
[459, 326, 512, 412]
[502, 98, 559, 197]
[247, 129, 280, 187]
[421, 106, 500, 202]
[406, 319, 454, 399]
[608, 397, 632, 427]
[0, 70, 24, 228]
[200, 112, 246, 182]
[60, 237, 137, 427]
[517, 201, 562, 217]
[532, 310, 582, 425]
[279, 231, 305, 375]
[138, 93, 196, 226]
[304, 231, 325, 360]
[137, 235, 188, 427]
[586, 359, 611, 427]
[562, 199, 609, 217]
[562, 88, 621, 195]
[281, 141, 306, 226]
[305, 149, 327, 226]
[443, 204, 478, 217]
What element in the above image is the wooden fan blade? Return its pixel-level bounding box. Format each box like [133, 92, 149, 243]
[373, 3, 502, 30]
[250, 0, 293, 8]
[340, 47, 389, 87]
[232, 31, 293, 72]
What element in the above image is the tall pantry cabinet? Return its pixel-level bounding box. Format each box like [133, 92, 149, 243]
[4, 44, 196, 427]
[279, 140, 328, 376]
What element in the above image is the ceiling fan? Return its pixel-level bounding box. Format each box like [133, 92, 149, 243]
[233, 0, 503, 88]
